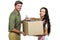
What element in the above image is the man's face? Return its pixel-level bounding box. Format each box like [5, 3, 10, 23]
[15, 4, 22, 12]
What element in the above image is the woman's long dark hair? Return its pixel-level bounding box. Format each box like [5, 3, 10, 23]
[40, 7, 51, 35]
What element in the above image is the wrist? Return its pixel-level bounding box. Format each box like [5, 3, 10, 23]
[20, 31, 23, 34]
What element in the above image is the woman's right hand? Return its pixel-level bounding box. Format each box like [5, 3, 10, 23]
[44, 27, 48, 35]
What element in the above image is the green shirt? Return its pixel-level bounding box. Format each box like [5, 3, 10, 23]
[9, 10, 21, 32]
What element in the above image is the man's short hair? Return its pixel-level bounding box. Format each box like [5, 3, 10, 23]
[15, 1, 23, 6]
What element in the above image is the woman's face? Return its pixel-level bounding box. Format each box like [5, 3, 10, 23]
[40, 9, 46, 17]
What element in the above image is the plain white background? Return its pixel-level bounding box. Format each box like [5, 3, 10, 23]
[0, 0, 60, 40]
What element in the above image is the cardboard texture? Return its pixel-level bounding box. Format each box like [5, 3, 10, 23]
[23, 21, 44, 35]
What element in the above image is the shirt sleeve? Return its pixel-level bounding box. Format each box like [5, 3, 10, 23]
[9, 14, 16, 32]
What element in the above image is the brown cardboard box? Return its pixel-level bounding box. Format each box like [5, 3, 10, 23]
[30, 18, 40, 21]
[23, 21, 44, 35]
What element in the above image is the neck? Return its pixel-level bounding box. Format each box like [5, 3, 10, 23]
[41, 16, 44, 21]
[15, 9, 19, 13]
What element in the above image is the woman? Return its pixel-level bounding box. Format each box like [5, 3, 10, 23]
[38, 7, 51, 40]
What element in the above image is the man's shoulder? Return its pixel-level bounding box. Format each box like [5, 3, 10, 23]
[9, 12, 16, 18]
[10, 10, 16, 16]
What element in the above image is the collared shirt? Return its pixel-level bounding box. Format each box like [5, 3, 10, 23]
[9, 10, 21, 32]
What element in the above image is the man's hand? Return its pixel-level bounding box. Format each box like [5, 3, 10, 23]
[12, 28, 26, 36]
[21, 31, 26, 36]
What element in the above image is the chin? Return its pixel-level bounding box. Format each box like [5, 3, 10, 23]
[18, 9, 21, 11]
[17, 10, 20, 12]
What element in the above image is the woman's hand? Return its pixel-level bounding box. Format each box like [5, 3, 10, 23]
[44, 27, 48, 35]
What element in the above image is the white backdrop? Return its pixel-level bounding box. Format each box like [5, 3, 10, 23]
[0, 0, 60, 40]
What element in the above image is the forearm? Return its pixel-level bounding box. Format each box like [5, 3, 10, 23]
[44, 27, 48, 35]
[11, 28, 26, 36]
[12, 28, 22, 33]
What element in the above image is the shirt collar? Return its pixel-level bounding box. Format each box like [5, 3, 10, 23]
[14, 9, 20, 15]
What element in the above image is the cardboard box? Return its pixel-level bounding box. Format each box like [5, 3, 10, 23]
[30, 18, 40, 21]
[23, 21, 44, 35]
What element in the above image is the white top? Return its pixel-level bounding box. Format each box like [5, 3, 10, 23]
[45, 23, 48, 28]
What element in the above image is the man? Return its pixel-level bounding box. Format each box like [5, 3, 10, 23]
[8, 1, 25, 40]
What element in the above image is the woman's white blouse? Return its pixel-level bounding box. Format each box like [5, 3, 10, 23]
[45, 23, 48, 28]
